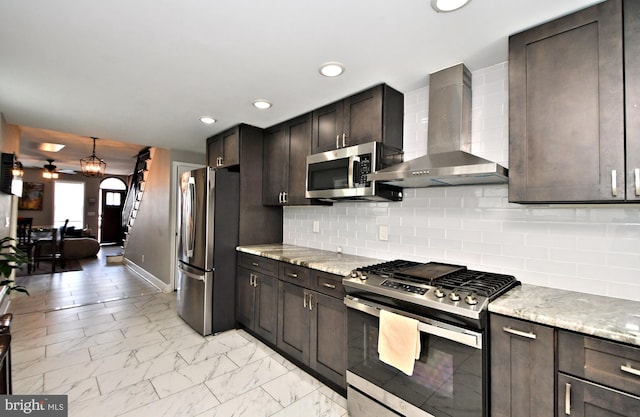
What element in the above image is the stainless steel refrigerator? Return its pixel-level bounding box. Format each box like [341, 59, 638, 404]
[177, 167, 239, 336]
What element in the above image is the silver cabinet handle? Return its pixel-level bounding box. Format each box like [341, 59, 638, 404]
[612, 169, 617, 197]
[303, 291, 308, 308]
[286, 272, 299, 279]
[282, 191, 288, 204]
[634, 168, 640, 197]
[342, 133, 346, 148]
[502, 327, 537, 340]
[309, 293, 314, 310]
[249, 273, 256, 287]
[565, 383, 571, 415]
[336, 135, 340, 149]
[621, 364, 640, 377]
[251, 262, 259, 267]
[322, 282, 337, 289]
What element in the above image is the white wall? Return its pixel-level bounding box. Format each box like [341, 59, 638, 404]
[283, 62, 640, 302]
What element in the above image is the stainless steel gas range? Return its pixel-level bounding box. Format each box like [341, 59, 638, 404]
[343, 260, 520, 417]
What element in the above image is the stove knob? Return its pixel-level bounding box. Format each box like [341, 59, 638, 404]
[433, 288, 446, 298]
[359, 273, 368, 281]
[448, 291, 461, 302]
[350, 271, 359, 278]
[464, 293, 478, 305]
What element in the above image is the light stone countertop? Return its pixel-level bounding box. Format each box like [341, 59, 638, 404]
[236, 243, 384, 277]
[238, 244, 640, 347]
[489, 284, 640, 347]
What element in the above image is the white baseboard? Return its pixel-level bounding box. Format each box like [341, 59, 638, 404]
[124, 259, 173, 293]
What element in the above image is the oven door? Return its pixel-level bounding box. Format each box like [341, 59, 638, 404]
[345, 296, 486, 417]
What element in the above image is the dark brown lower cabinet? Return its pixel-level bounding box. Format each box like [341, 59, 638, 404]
[277, 280, 347, 389]
[490, 313, 555, 417]
[558, 374, 640, 417]
[236, 266, 278, 345]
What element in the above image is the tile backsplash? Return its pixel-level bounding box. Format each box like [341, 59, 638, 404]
[283, 62, 640, 302]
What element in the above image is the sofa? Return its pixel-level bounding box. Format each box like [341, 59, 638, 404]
[63, 237, 100, 260]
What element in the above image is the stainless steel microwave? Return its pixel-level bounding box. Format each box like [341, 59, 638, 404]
[305, 142, 403, 202]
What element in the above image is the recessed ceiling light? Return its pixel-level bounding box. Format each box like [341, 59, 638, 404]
[252, 99, 272, 110]
[199, 116, 216, 124]
[38, 143, 65, 152]
[319, 62, 345, 77]
[431, 0, 471, 12]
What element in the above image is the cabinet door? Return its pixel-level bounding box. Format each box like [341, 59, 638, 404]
[311, 101, 343, 153]
[235, 267, 255, 329]
[262, 124, 288, 205]
[207, 137, 223, 167]
[254, 273, 278, 345]
[277, 281, 310, 365]
[509, 0, 624, 202]
[343, 85, 383, 148]
[490, 314, 555, 417]
[220, 127, 240, 168]
[286, 113, 313, 205]
[309, 291, 346, 389]
[625, 0, 640, 202]
[558, 374, 640, 417]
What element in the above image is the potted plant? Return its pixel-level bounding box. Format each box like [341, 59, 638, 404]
[0, 236, 29, 295]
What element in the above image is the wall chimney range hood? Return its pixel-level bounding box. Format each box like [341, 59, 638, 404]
[367, 63, 508, 188]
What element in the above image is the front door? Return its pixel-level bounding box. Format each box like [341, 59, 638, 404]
[101, 189, 125, 243]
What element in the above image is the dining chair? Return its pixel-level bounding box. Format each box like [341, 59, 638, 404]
[32, 227, 65, 273]
[16, 218, 33, 274]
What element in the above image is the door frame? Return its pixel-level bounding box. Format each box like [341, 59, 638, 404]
[170, 161, 204, 291]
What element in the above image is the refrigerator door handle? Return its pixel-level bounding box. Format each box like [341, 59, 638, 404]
[183, 176, 197, 258]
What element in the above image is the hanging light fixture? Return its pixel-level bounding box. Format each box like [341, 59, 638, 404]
[80, 136, 106, 177]
[42, 159, 59, 179]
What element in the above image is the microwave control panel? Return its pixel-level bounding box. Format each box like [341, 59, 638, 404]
[357, 154, 372, 186]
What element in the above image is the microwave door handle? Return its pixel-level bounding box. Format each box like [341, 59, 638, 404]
[348, 156, 360, 188]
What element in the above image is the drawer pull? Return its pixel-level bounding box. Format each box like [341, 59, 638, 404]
[322, 282, 337, 289]
[251, 262, 259, 267]
[621, 364, 640, 377]
[287, 272, 299, 279]
[565, 383, 571, 415]
[502, 327, 537, 340]
[611, 169, 617, 197]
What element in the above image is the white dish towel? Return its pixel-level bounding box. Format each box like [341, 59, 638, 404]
[378, 309, 421, 376]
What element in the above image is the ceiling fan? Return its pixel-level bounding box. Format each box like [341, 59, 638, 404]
[42, 159, 76, 176]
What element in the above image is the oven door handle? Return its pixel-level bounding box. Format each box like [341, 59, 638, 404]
[344, 296, 482, 350]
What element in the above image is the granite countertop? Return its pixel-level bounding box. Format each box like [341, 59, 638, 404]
[490, 284, 640, 347]
[236, 243, 384, 277]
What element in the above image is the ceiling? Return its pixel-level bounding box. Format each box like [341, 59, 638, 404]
[0, 0, 604, 175]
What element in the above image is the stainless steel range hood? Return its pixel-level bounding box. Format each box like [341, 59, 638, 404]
[367, 63, 508, 187]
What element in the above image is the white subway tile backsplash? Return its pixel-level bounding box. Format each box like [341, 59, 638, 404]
[283, 62, 640, 302]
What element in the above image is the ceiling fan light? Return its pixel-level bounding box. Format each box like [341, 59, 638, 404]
[431, 0, 471, 12]
[80, 137, 107, 177]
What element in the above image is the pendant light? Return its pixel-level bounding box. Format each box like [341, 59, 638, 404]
[80, 137, 106, 177]
[42, 159, 59, 179]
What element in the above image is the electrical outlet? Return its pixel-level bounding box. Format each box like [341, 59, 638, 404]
[378, 225, 389, 241]
[313, 220, 320, 233]
[141, 254, 145, 263]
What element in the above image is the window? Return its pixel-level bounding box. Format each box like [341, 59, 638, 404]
[54, 181, 85, 229]
[105, 191, 121, 206]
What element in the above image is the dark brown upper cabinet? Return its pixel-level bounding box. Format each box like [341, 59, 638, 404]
[311, 84, 404, 154]
[263, 113, 323, 206]
[206, 126, 240, 168]
[509, 0, 640, 203]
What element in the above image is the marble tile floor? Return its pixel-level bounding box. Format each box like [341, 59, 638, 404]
[6, 248, 348, 417]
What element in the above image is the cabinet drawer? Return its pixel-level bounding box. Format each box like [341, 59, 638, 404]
[279, 263, 311, 286]
[238, 253, 279, 276]
[312, 270, 345, 299]
[558, 373, 640, 417]
[558, 330, 640, 397]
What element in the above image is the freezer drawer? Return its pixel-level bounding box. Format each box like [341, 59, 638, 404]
[177, 263, 213, 336]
